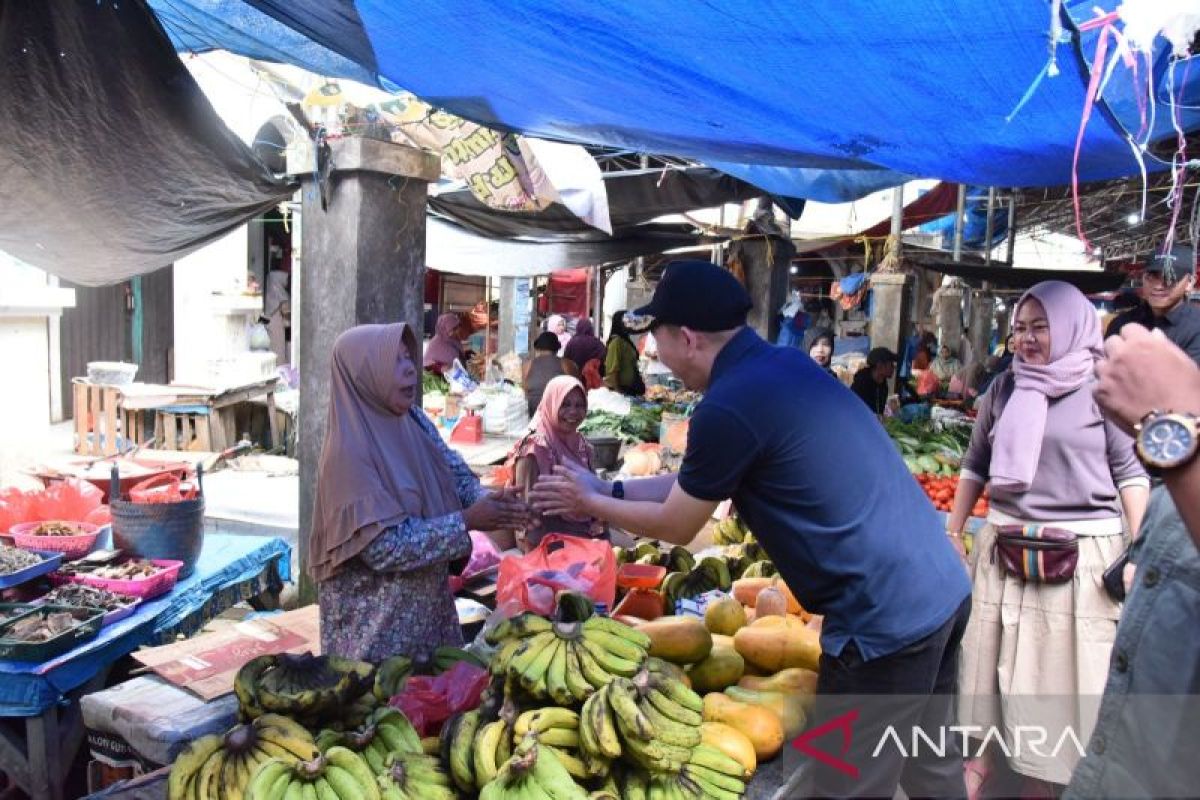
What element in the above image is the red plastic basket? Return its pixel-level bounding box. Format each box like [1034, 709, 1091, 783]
[68, 559, 184, 600]
[10, 521, 100, 560]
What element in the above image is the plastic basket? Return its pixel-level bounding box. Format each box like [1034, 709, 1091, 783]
[0, 549, 64, 590]
[86, 361, 138, 386]
[0, 604, 104, 661]
[10, 521, 100, 559]
[68, 559, 184, 600]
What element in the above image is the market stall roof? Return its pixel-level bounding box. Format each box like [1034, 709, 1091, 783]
[148, 0, 1200, 187]
[905, 250, 1128, 292]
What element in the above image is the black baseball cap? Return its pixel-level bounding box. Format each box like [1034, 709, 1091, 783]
[625, 259, 752, 333]
[1146, 244, 1196, 279]
[867, 347, 898, 368]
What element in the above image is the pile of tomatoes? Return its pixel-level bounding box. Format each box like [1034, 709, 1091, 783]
[915, 473, 989, 517]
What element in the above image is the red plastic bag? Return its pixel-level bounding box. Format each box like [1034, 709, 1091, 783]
[84, 505, 112, 527]
[388, 661, 489, 736]
[449, 531, 502, 593]
[0, 488, 34, 533]
[129, 473, 198, 504]
[28, 479, 103, 522]
[496, 534, 616, 616]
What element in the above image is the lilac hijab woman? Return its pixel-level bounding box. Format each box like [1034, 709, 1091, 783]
[948, 282, 1150, 796]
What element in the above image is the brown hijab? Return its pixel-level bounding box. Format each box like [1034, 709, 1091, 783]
[308, 323, 462, 583]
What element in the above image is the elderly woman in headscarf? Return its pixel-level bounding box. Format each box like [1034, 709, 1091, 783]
[423, 312, 465, 373]
[802, 326, 836, 374]
[545, 314, 571, 354]
[309, 324, 529, 662]
[506, 375, 604, 551]
[946, 282, 1149, 798]
[563, 319, 607, 375]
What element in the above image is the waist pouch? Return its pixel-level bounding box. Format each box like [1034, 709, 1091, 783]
[993, 524, 1078, 583]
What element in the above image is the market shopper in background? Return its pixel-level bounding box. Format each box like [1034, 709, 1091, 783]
[422, 312, 466, 373]
[802, 326, 836, 375]
[524, 332, 579, 415]
[532, 260, 972, 799]
[930, 342, 962, 384]
[947, 281, 1149, 798]
[604, 310, 645, 396]
[1106, 244, 1200, 363]
[641, 330, 675, 387]
[507, 375, 604, 551]
[1065, 324, 1200, 800]
[309, 324, 530, 662]
[545, 314, 572, 354]
[563, 318, 606, 375]
[850, 347, 897, 414]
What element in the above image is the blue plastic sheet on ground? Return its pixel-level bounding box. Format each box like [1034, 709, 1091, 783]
[0, 533, 291, 716]
[153, 0, 1200, 187]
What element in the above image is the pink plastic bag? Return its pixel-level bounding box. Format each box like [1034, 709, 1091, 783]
[388, 661, 489, 736]
[449, 531, 502, 593]
[496, 534, 616, 616]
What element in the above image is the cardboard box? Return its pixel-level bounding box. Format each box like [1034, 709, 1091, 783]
[132, 605, 319, 700]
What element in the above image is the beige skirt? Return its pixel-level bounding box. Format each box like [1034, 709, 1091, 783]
[957, 522, 1126, 785]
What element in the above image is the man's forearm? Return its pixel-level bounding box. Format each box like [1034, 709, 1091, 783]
[585, 494, 698, 546]
[594, 473, 677, 503]
[1164, 458, 1200, 551]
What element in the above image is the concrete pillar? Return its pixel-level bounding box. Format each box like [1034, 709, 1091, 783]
[936, 284, 965, 357]
[289, 137, 440, 603]
[869, 272, 910, 360]
[968, 291, 995, 365]
[736, 235, 797, 342]
[498, 276, 517, 356]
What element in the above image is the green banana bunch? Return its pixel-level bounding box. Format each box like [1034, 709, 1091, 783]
[660, 559, 735, 613]
[679, 744, 751, 798]
[441, 709, 482, 793]
[665, 545, 695, 574]
[373, 656, 413, 702]
[244, 746, 382, 800]
[317, 708, 423, 776]
[169, 714, 319, 800]
[739, 560, 777, 579]
[236, 652, 374, 727]
[509, 709, 600, 781]
[376, 752, 456, 800]
[431, 646, 488, 673]
[478, 741, 588, 800]
[633, 541, 662, 562]
[554, 591, 595, 623]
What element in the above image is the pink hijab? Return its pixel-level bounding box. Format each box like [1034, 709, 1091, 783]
[309, 323, 462, 583]
[423, 313, 463, 368]
[528, 376, 593, 475]
[989, 281, 1103, 492]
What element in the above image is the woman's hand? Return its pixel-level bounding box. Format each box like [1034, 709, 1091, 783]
[463, 489, 532, 532]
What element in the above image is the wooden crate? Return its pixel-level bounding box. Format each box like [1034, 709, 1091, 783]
[72, 382, 149, 457]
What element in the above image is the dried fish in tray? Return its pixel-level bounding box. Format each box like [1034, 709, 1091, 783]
[0, 545, 43, 576]
[40, 584, 136, 613]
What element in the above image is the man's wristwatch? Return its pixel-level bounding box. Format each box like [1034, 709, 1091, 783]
[1134, 410, 1199, 471]
[612, 480, 625, 500]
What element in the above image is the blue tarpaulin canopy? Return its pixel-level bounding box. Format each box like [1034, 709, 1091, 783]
[147, 0, 1200, 190]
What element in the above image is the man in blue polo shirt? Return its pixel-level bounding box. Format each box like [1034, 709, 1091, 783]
[531, 260, 971, 798]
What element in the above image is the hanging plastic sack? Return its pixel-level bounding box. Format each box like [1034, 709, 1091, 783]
[448, 531, 503, 593]
[496, 534, 616, 616]
[0, 488, 34, 532]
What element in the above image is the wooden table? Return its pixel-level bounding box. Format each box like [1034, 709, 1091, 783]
[147, 379, 281, 452]
[446, 433, 522, 474]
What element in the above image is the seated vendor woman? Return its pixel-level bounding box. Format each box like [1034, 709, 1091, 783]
[308, 323, 529, 662]
[508, 375, 604, 550]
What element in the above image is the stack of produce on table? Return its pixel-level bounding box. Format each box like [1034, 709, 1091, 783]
[711, 517, 754, 547]
[578, 405, 663, 445]
[884, 419, 972, 477]
[643, 386, 701, 407]
[167, 573, 823, 800]
[917, 473, 990, 515]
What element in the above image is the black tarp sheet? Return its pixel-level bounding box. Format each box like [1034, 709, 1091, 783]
[0, 0, 295, 286]
[429, 168, 791, 242]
